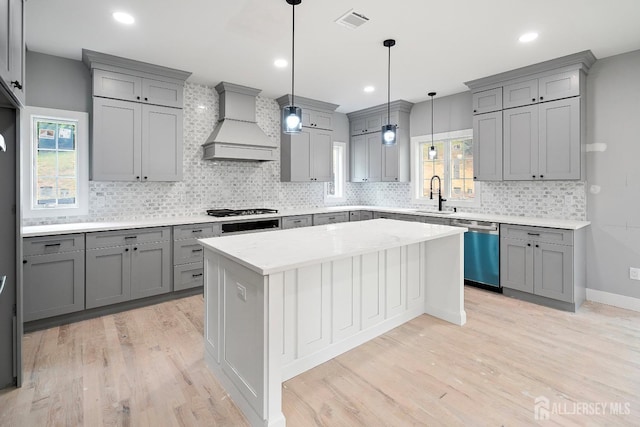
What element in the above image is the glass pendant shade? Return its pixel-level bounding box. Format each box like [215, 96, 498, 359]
[428, 145, 437, 159]
[283, 105, 302, 133]
[382, 124, 397, 145]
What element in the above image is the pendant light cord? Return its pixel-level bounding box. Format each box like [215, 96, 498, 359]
[431, 94, 434, 147]
[387, 44, 391, 123]
[291, 2, 296, 106]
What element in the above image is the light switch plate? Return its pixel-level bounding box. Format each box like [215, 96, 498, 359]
[236, 283, 247, 301]
[630, 267, 640, 281]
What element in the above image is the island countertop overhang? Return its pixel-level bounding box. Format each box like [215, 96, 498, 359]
[198, 218, 467, 275]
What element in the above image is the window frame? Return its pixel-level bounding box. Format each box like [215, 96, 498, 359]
[21, 106, 89, 218]
[324, 141, 347, 204]
[410, 129, 480, 208]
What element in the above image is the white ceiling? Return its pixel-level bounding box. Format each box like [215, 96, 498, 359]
[25, 0, 640, 113]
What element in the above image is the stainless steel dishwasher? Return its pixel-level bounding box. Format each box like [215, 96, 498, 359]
[451, 219, 500, 291]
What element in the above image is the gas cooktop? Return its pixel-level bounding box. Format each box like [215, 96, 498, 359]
[206, 208, 278, 217]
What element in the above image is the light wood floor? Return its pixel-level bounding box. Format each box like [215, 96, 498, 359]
[1, 287, 639, 426]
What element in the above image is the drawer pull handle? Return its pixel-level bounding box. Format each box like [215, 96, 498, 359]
[192, 273, 203, 278]
[328, 217, 335, 220]
[44, 243, 61, 247]
[293, 220, 302, 223]
[527, 233, 540, 236]
[191, 229, 203, 233]
[192, 248, 203, 253]
[125, 236, 137, 240]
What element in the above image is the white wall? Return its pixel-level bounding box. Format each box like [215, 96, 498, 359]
[586, 49, 640, 299]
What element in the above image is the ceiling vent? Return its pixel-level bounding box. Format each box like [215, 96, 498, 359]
[334, 9, 369, 30]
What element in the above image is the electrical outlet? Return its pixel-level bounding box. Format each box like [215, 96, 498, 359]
[236, 284, 247, 301]
[630, 267, 640, 281]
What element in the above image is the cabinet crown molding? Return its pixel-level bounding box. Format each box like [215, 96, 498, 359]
[347, 100, 414, 120]
[275, 94, 339, 112]
[82, 49, 192, 83]
[464, 50, 596, 91]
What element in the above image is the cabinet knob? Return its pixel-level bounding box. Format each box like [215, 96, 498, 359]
[134, 247, 138, 251]
[473, 109, 477, 113]
[527, 243, 531, 247]
[10, 80, 22, 90]
[23, 259, 27, 264]
[540, 96, 544, 100]
[136, 96, 140, 100]
[473, 176, 477, 180]
[539, 174, 544, 178]
[125, 248, 129, 252]
[144, 176, 148, 180]
[532, 98, 536, 102]
[136, 176, 140, 180]
[145, 97, 148, 101]
[535, 244, 539, 248]
[532, 175, 536, 178]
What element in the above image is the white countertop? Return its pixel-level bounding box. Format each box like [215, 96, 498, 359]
[21, 205, 590, 237]
[198, 219, 466, 275]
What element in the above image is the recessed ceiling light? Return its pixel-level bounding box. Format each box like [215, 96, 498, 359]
[519, 32, 538, 43]
[364, 86, 375, 93]
[113, 12, 135, 25]
[274, 59, 288, 68]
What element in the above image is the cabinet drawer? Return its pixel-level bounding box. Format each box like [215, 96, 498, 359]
[24, 234, 85, 256]
[174, 262, 204, 291]
[173, 223, 220, 240]
[312, 212, 349, 226]
[86, 227, 171, 249]
[93, 69, 142, 102]
[281, 215, 313, 229]
[500, 225, 573, 245]
[395, 213, 425, 223]
[472, 87, 503, 114]
[373, 212, 399, 220]
[174, 239, 206, 265]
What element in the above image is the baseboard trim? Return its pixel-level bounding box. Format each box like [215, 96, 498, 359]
[586, 289, 640, 313]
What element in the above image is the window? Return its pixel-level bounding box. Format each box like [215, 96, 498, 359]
[325, 141, 346, 203]
[411, 129, 479, 206]
[22, 107, 89, 218]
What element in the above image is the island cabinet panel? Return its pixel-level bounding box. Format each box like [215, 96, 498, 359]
[331, 257, 360, 342]
[406, 243, 423, 310]
[296, 264, 331, 358]
[384, 247, 405, 318]
[360, 251, 384, 329]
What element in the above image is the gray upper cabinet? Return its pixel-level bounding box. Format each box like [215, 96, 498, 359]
[472, 88, 502, 115]
[23, 234, 85, 322]
[504, 98, 580, 180]
[473, 111, 503, 181]
[351, 133, 381, 182]
[83, 49, 191, 183]
[465, 51, 595, 182]
[0, 0, 25, 106]
[277, 95, 338, 183]
[348, 101, 412, 183]
[303, 109, 332, 130]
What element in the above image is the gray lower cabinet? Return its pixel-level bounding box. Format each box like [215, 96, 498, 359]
[173, 223, 220, 291]
[349, 211, 373, 221]
[312, 212, 349, 226]
[86, 227, 171, 309]
[373, 212, 398, 220]
[281, 215, 313, 229]
[23, 234, 85, 322]
[500, 224, 584, 309]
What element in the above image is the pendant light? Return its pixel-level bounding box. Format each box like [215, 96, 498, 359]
[381, 39, 397, 145]
[283, 0, 303, 134]
[428, 91, 437, 159]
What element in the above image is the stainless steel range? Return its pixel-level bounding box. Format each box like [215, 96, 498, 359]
[206, 208, 278, 217]
[207, 208, 280, 234]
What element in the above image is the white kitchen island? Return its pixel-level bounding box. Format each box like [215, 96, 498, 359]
[199, 219, 467, 427]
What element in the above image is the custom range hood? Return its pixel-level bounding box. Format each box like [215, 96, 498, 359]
[202, 82, 277, 161]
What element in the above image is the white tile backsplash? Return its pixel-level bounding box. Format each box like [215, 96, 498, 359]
[24, 82, 586, 226]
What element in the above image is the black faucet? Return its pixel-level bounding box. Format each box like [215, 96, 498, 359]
[429, 175, 446, 211]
